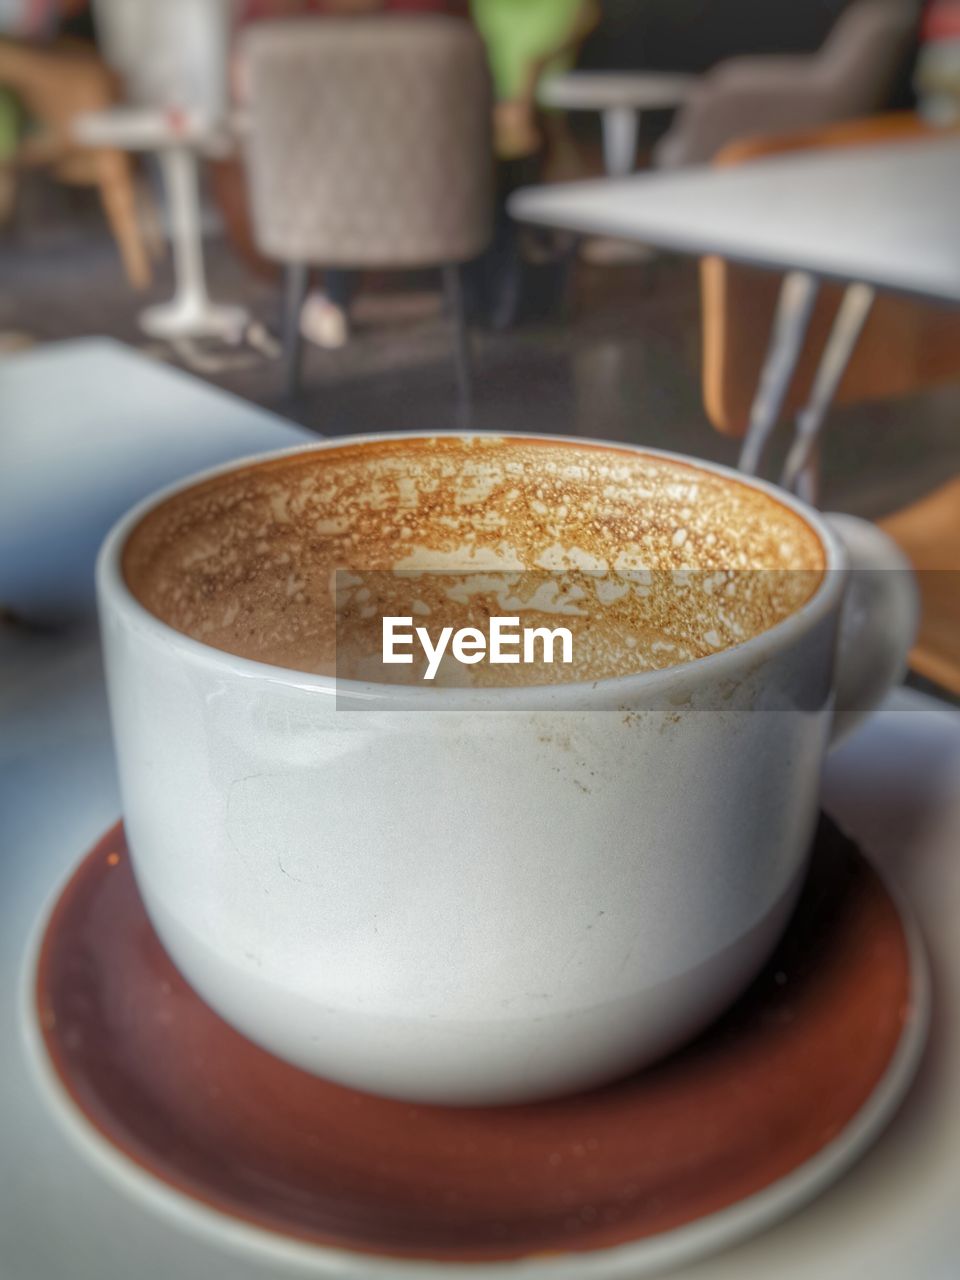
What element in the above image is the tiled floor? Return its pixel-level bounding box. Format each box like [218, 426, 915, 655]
[4, 191, 960, 521]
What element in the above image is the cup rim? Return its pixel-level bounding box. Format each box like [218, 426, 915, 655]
[96, 432, 846, 707]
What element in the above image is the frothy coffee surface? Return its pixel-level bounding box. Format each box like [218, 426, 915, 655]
[123, 437, 824, 685]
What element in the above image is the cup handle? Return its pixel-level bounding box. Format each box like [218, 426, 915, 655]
[825, 513, 918, 746]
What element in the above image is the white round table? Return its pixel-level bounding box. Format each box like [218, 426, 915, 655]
[73, 107, 248, 341]
[539, 71, 695, 176]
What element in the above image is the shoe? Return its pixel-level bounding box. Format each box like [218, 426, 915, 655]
[300, 292, 349, 350]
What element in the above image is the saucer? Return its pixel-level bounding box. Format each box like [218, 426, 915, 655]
[23, 817, 927, 1278]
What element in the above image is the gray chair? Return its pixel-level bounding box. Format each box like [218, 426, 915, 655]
[243, 15, 493, 406]
[654, 0, 918, 169]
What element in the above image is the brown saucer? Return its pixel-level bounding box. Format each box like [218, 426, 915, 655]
[27, 818, 925, 1275]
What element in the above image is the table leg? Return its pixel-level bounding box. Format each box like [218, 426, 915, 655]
[781, 283, 875, 503]
[601, 106, 639, 177]
[738, 271, 819, 477]
[140, 144, 248, 342]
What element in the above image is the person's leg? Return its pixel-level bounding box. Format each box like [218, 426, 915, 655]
[324, 270, 355, 311]
[443, 263, 472, 425]
[469, 152, 539, 330]
[482, 150, 576, 330]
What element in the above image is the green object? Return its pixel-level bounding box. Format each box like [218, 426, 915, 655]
[0, 87, 21, 163]
[471, 0, 586, 100]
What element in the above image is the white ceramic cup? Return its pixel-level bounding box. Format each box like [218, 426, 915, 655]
[96, 435, 916, 1105]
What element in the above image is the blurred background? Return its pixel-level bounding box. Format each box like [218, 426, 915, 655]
[4, 12, 960, 1275]
[1, 0, 959, 679]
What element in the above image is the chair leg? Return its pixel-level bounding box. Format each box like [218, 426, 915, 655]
[136, 176, 166, 263]
[96, 150, 152, 290]
[283, 262, 309, 399]
[443, 262, 472, 427]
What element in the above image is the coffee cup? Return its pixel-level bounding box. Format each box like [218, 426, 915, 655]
[96, 435, 916, 1104]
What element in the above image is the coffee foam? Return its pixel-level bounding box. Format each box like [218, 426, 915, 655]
[122, 437, 825, 684]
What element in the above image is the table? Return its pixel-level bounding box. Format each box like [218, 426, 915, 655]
[4, 618, 960, 1279]
[0, 339, 310, 619]
[4, 339, 960, 1278]
[538, 71, 694, 176]
[510, 136, 960, 496]
[73, 108, 248, 341]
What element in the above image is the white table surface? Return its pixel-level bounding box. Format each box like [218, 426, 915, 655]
[2, 627, 960, 1279]
[0, 339, 309, 618]
[72, 106, 221, 151]
[538, 71, 694, 111]
[510, 136, 960, 303]
[4, 340, 960, 1277]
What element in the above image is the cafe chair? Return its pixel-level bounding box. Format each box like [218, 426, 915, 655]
[655, 0, 917, 168]
[242, 15, 493, 407]
[0, 38, 151, 288]
[699, 112, 960, 695]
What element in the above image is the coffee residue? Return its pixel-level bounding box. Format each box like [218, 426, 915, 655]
[122, 437, 825, 684]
